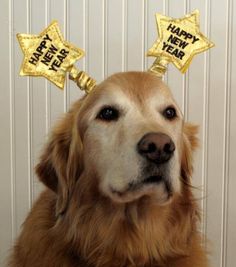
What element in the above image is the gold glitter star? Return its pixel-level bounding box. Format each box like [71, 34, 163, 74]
[147, 10, 214, 76]
[17, 21, 84, 89]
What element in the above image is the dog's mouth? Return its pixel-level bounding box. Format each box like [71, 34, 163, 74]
[110, 174, 173, 204]
[142, 175, 163, 184]
[126, 175, 163, 191]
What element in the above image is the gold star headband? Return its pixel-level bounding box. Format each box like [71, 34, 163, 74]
[147, 9, 214, 76]
[17, 10, 214, 93]
[17, 20, 96, 94]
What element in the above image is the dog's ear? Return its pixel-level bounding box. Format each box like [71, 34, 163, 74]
[36, 104, 83, 216]
[181, 123, 199, 181]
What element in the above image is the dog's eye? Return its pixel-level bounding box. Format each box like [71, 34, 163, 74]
[163, 107, 177, 120]
[97, 107, 119, 121]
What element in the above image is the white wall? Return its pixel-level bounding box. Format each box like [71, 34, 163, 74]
[0, 0, 235, 266]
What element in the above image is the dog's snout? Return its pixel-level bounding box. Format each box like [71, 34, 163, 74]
[137, 132, 175, 164]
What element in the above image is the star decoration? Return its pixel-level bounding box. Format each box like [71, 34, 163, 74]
[147, 10, 214, 75]
[17, 21, 84, 89]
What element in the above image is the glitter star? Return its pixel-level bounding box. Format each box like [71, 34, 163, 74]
[17, 21, 84, 89]
[147, 10, 214, 75]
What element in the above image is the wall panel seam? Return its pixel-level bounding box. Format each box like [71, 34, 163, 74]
[122, 0, 127, 72]
[163, 0, 169, 83]
[9, 0, 16, 243]
[27, 0, 33, 209]
[142, 0, 147, 71]
[63, 0, 69, 112]
[45, 0, 51, 134]
[221, 0, 233, 265]
[141, 0, 145, 72]
[202, 0, 211, 247]
[103, 0, 108, 78]
[183, 0, 189, 120]
[85, 0, 89, 73]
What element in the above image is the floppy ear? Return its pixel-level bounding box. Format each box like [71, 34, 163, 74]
[36, 106, 83, 216]
[181, 123, 199, 181]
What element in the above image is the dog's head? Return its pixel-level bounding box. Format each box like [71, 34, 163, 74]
[36, 72, 198, 215]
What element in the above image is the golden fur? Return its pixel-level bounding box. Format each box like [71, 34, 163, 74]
[8, 72, 209, 267]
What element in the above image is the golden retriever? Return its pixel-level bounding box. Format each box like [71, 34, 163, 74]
[8, 72, 209, 267]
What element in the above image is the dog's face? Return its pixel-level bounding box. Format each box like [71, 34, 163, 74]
[37, 72, 197, 214]
[78, 72, 184, 204]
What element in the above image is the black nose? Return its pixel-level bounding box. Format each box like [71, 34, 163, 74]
[137, 132, 175, 164]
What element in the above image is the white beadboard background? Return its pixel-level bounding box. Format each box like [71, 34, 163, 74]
[0, 0, 235, 266]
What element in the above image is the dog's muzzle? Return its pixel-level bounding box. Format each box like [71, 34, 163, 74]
[108, 132, 176, 202]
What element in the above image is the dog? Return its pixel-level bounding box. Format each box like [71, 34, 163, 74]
[8, 72, 209, 267]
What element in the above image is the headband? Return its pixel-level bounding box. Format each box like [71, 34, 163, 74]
[17, 10, 214, 94]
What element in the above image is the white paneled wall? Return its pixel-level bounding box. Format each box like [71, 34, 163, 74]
[0, 0, 235, 266]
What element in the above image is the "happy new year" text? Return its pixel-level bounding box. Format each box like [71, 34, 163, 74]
[162, 23, 200, 60]
[28, 34, 69, 71]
